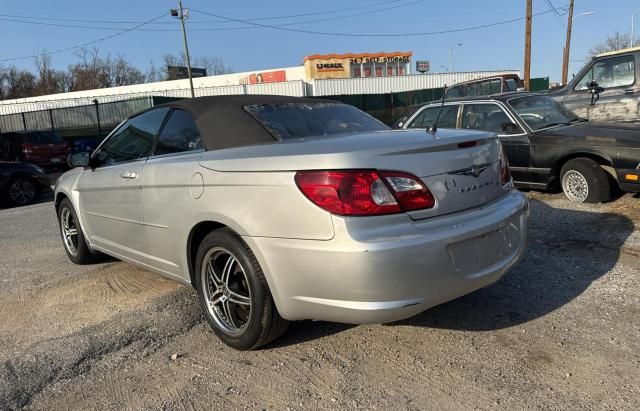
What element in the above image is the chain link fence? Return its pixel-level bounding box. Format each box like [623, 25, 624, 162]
[0, 96, 180, 141]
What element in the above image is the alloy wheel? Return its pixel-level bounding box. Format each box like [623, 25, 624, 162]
[60, 207, 79, 256]
[562, 170, 589, 202]
[201, 247, 252, 335]
[9, 179, 35, 205]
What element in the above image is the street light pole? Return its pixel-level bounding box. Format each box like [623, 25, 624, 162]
[449, 43, 462, 72]
[173, 0, 195, 98]
[561, 9, 595, 85]
[632, 9, 640, 47]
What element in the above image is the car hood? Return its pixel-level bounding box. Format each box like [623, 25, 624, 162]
[534, 122, 640, 147]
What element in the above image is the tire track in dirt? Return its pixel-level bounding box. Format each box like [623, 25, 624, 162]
[0, 288, 202, 409]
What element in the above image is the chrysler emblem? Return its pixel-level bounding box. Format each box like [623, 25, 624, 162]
[448, 164, 491, 178]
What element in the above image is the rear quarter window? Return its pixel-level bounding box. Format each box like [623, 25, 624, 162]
[244, 102, 389, 140]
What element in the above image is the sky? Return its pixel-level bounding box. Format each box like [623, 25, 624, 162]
[0, 0, 637, 83]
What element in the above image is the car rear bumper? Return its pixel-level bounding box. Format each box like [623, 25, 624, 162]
[244, 190, 529, 323]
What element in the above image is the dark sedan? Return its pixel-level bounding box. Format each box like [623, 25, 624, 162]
[395, 93, 640, 203]
[0, 161, 51, 206]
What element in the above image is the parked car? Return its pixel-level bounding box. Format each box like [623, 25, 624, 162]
[0, 161, 50, 206]
[0, 131, 70, 168]
[395, 93, 640, 203]
[444, 74, 523, 99]
[548, 46, 640, 122]
[55, 95, 529, 350]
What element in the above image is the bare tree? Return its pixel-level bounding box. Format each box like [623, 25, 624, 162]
[1, 67, 37, 99]
[68, 47, 146, 91]
[162, 53, 232, 80]
[34, 53, 67, 95]
[588, 31, 633, 58]
[145, 60, 161, 83]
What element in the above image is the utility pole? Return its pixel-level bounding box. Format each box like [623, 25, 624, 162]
[561, 0, 575, 85]
[171, 1, 195, 98]
[523, 0, 532, 91]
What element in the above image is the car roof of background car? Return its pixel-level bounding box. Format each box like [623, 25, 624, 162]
[159, 95, 340, 151]
[596, 45, 640, 58]
[413, 91, 538, 108]
[447, 73, 521, 87]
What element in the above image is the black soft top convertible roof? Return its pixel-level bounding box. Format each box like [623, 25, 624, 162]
[158, 95, 339, 151]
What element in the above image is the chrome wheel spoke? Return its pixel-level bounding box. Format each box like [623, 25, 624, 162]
[221, 255, 236, 287]
[228, 289, 251, 306]
[207, 260, 223, 287]
[200, 247, 252, 334]
[221, 300, 237, 328]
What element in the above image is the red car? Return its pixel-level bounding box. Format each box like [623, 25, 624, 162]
[0, 131, 70, 168]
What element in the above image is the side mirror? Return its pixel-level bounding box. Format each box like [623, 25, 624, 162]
[586, 80, 605, 106]
[500, 122, 520, 135]
[69, 152, 90, 168]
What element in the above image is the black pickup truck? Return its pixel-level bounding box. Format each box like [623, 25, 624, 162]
[548, 46, 640, 123]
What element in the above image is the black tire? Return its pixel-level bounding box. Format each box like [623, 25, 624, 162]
[5, 176, 39, 206]
[57, 198, 96, 264]
[194, 228, 289, 350]
[560, 158, 611, 203]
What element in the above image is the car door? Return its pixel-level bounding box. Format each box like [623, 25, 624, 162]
[459, 102, 531, 183]
[404, 104, 461, 129]
[76, 108, 169, 260]
[562, 53, 638, 122]
[139, 108, 204, 277]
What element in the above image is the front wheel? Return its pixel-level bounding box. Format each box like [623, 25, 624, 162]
[195, 228, 289, 350]
[560, 158, 611, 203]
[58, 198, 96, 264]
[6, 177, 39, 206]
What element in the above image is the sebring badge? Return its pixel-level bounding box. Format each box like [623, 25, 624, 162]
[445, 163, 496, 193]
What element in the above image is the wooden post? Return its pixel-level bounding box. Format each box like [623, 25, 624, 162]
[523, 0, 533, 90]
[561, 0, 575, 85]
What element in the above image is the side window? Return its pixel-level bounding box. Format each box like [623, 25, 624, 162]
[407, 105, 459, 129]
[575, 55, 635, 90]
[461, 104, 516, 134]
[94, 108, 169, 166]
[489, 79, 502, 94]
[153, 109, 202, 156]
[505, 78, 518, 92]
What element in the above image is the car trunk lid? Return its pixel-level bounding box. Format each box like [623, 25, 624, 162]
[198, 128, 508, 218]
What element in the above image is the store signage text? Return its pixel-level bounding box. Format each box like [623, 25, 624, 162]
[316, 63, 345, 71]
[349, 56, 411, 64]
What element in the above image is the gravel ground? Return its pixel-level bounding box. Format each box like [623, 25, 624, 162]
[0, 192, 639, 410]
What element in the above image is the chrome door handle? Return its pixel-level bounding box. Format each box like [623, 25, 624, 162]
[120, 171, 138, 179]
[624, 89, 637, 95]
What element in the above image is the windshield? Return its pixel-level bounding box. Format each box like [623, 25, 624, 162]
[508, 95, 580, 131]
[245, 102, 389, 140]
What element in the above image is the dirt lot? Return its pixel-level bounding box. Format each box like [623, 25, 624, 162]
[0, 192, 639, 410]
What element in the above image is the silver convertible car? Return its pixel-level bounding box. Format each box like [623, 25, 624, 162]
[55, 95, 529, 350]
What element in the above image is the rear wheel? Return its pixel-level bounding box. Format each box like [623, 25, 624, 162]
[195, 228, 289, 350]
[6, 177, 39, 206]
[560, 158, 611, 203]
[58, 198, 95, 264]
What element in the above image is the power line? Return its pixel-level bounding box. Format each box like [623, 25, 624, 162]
[0, 1, 428, 32]
[0, 13, 167, 62]
[0, 0, 412, 25]
[189, 7, 558, 37]
[545, 0, 567, 27]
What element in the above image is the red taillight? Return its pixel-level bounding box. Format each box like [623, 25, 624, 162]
[295, 170, 435, 216]
[21, 143, 33, 154]
[500, 152, 512, 185]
